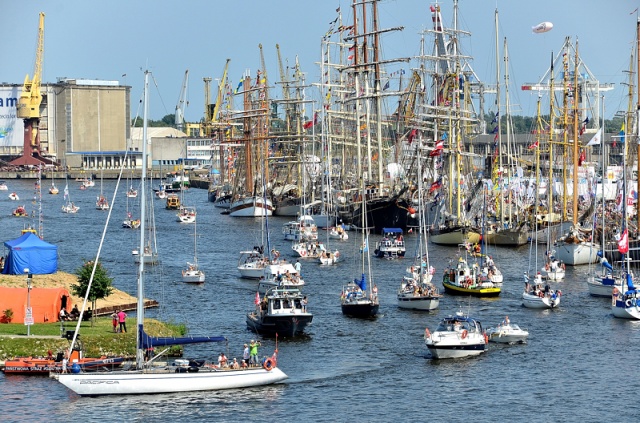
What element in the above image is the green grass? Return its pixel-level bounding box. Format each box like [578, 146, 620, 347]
[0, 317, 184, 359]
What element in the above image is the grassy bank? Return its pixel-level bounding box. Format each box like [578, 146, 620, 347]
[0, 317, 186, 359]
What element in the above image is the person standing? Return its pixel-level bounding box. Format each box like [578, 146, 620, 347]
[111, 311, 118, 333]
[301, 296, 308, 312]
[249, 340, 261, 366]
[294, 259, 302, 276]
[117, 309, 127, 333]
[243, 343, 250, 366]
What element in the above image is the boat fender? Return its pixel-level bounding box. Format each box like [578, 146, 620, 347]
[626, 299, 632, 308]
[187, 366, 199, 373]
[71, 363, 81, 374]
[484, 332, 489, 344]
[263, 357, 275, 371]
[424, 328, 431, 339]
[461, 329, 468, 339]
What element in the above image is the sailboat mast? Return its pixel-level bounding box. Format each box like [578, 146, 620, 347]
[136, 70, 150, 369]
[572, 38, 580, 225]
[494, 8, 504, 227]
[548, 52, 555, 225]
[636, 16, 640, 232]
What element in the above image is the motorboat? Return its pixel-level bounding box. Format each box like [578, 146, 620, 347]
[522, 273, 561, 309]
[373, 228, 406, 259]
[282, 215, 318, 241]
[246, 287, 313, 337]
[177, 206, 197, 223]
[424, 312, 488, 359]
[486, 317, 529, 344]
[8, 192, 19, 201]
[328, 225, 349, 240]
[3, 350, 124, 375]
[166, 193, 180, 210]
[122, 217, 141, 229]
[182, 263, 205, 284]
[0, 181, 8, 191]
[12, 206, 28, 217]
[318, 250, 340, 265]
[258, 264, 305, 293]
[442, 255, 501, 297]
[292, 241, 326, 259]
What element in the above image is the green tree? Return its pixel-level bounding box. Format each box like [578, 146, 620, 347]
[71, 260, 114, 326]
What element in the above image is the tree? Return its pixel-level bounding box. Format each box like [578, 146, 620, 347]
[71, 260, 114, 326]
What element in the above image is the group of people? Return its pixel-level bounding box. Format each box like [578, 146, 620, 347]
[110, 309, 127, 333]
[216, 340, 262, 369]
[59, 305, 82, 321]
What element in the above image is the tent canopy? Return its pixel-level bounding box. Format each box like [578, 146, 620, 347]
[3, 232, 58, 275]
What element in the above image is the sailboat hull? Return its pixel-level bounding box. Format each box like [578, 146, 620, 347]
[55, 367, 287, 396]
[229, 197, 274, 217]
[554, 241, 598, 265]
[352, 197, 409, 233]
[484, 227, 530, 246]
[341, 303, 379, 317]
[587, 276, 621, 297]
[611, 298, 640, 319]
[396, 294, 440, 310]
[429, 226, 481, 246]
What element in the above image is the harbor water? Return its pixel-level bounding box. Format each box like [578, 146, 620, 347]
[1, 178, 639, 422]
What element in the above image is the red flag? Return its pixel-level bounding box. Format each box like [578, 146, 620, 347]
[407, 129, 417, 144]
[528, 140, 539, 149]
[578, 149, 586, 166]
[303, 112, 318, 129]
[429, 178, 442, 193]
[429, 139, 444, 157]
[254, 292, 261, 305]
[618, 229, 629, 254]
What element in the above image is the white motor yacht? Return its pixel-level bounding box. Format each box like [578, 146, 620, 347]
[424, 312, 488, 359]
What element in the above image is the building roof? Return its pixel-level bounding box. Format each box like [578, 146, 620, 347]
[130, 127, 187, 142]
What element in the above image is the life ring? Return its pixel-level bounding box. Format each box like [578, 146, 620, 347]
[625, 299, 632, 308]
[300, 249, 307, 257]
[263, 357, 275, 371]
[461, 329, 468, 339]
[424, 328, 431, 339]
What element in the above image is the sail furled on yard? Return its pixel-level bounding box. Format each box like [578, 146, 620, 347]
[140, 325, 226, 349]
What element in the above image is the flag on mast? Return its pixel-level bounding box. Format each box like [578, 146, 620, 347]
[586, 128, 602, 146]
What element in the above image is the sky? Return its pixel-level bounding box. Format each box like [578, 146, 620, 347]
[2, 0, 639, 123]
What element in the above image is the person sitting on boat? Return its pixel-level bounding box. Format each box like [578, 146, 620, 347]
[231, 358, 240, 369]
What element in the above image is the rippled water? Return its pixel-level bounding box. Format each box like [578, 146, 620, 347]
[2, 178, 640, 422]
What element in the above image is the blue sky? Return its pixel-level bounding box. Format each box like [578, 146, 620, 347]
[3, 0, 638, 122]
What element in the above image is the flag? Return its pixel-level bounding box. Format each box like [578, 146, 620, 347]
[254, 292, 261, 305]
[578, 149, 586, 166]
[303, 112, 318, 129]
[407, 128, 418, 144]
[618, 229, 629, 254]
[429, 177, 443, 193]
[234, 80, 243, 93]
[491, 113, 498, 124]
[429, 139, 444, 157]
[528, 140, 539, 149]
[619, 122, 625, 143]
[586, 128, 602, 146]
[579, 117, 589, 136]
[383, 80, 390, 90]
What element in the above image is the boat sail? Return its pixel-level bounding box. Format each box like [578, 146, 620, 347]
[182, 206, 205, 283]
[56, 70, 287, 395]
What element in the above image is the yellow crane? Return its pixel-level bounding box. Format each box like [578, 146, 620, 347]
[202, 59, 230, 138]
[13, 12, 52, 166]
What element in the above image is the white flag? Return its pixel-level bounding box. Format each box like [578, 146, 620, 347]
[586, 128, 602, 146]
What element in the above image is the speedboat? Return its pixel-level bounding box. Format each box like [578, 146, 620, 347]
[12, 206, 28, 217]
[8, 192, 19, 201]
[373, 228, 406, 259]
[424, 312, 488, 359]
[246, 287, 313, 337]
[318, 250, 340, 265]
[486, 317, 529, 344]
[522, 273, 561, 309]
[0, 181, 8, 191]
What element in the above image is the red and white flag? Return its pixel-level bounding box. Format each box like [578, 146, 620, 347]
[618, 229, 629, 254]
[254, 292, 261, 305]
[429, 139, 444, 157]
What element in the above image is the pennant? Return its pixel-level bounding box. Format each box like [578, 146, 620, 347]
[618, 229, 629, 254]
[586, 128, 601, 146]
[383, 80, 390, 90]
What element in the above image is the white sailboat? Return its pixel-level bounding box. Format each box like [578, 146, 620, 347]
[56, 70, 286, 396]
[182, 207, 205, 283]
[61, 182, 79, 214]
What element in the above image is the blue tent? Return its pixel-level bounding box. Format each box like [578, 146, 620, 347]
[2, 232, 58, 275]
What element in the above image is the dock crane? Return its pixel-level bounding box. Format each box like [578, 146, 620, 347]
[12, 12, 54, 166]
[202, 59, 230, 138]
[175, 70, 189, 133]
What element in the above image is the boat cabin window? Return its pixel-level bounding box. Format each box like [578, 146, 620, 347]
[273, 299, 281, 310]
[294, 299, 302, 309]
[282, 299, 291, 309]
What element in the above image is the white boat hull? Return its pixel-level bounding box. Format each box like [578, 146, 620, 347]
[56, 367, 287, 396]
[397, 295, 439, 310]
[229, 197, 274, 217]
[238, 265, 265, 279]
[522, 292, 561, 309]
[182, 270, 205, 283]
[554, 241, 598, 266]
[587, 276, 621, 297]
[612, 296, 640, 319]
[425, 334, 487, 359]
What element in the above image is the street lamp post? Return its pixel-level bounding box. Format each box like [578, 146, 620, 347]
[25, 268, 33, 336]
